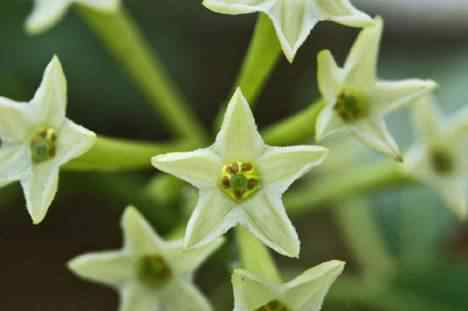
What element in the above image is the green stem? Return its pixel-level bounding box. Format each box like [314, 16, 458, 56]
[286, 161, 411, 215]
[64, 136, 195, 172]
[236, 227, 281, 282]
[78, 6, 207, 143]
[263, 100, 325, 146]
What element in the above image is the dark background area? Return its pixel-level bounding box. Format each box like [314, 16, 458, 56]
[1, 1, 468, 310]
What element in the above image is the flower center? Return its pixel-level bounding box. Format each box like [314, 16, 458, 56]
[430, 147, 454, 175]
[30, 127, 58, 164]
[255, 300, 291, 311]
[138, 254, 172, 289]
[220, 161, 261, 202]
[334, 89, 369, 123]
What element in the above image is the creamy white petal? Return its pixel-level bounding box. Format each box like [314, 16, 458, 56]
[214, 88, 264, 161]
[159, 279, 212, 311]
[371, 79, 437, 115]
[121, 206, 166, 255]
[232, 269, 279, 311]
[152, 148, 222, 189]
[315, 104, 346, 142]
[77, 0, 121, 11]
[351, 119, 402, 161]
[166, 238, 224, 275]
[119, 283, 160, 311]
[411, 96, 444, 142]
[0, 97, 32, 142]
[30, 56, 68, 128]
[317, 50, 343, 104]
[0, 145, 31, 184]
[68, 251, 135, 286]
[20, 161, 60, 224]
[343, 17, 382, 90]
[427, 176, 467, 220]
[25, 0, 71, 34]
[55, 119, 96, 166]
[241, 190, 300, 257]
[284, 260, 344, 311]
[203, 0, 274, 14]
[258, 145, 328, 192]
[185, 191, 237, 248]
[316, 0, 373, 27]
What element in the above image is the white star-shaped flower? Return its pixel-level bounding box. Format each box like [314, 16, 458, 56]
[26, 0, 121, 34]
[232, 260, 345, 311]
[69, 206, 223, 311]
[406, 96, 468, 219]
[203, 0, 373, 62]
[315, 17, 437, 161]
[152, 88, 328, 258]
[0, 56, 96, 224]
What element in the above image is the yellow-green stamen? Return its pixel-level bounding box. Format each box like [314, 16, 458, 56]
[30, 128, 58, 164]
[255, 300, 291, 311]
[138, 254, 172, 289]
[220, 161, 261, 202]
[335, 89, 369, 122]
[430, 147, 454, 175]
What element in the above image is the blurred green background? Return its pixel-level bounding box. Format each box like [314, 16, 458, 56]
[1, 1, 468, 310]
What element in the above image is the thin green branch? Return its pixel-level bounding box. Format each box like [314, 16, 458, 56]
[65, 136, 196, 172]
[78, 6, 207, 143]
[236, 227, 281, 282]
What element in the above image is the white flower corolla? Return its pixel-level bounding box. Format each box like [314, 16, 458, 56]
[203, 0, 373, 62]
[406, 96, 468, 219]
[0, 56, 96, 224]
[315, 17, 437, 161]
[69, 206, 223, 311]
[232, 260, 345, 311]
[26, 0, 121, 34]
[152, 88, 328, 258]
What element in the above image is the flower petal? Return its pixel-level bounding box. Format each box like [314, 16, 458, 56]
[159, 279, 212, 311]
[68, 251, 135, 286]
[351, 119, 402, 161]
[411, 96, 444, 142]
[317, 50, 343, 104]
[203, 0, 274, 14]
[371, 79, 437, 114]
[77, 0, 121, 11]
[30, 56, 68, 128]
[20, 161, 60, 224]
[241, 191, 300, 257]
[166, 238, 224, 275]
[343, 17, 382, 90]
[0, 97, 32, 142]
[152, 148, 221, 189]
[25, 0, 71, 34]
[121, 206, 165, 255]
[316, 0, 373, 27]
[55, 119, 97, 166]
[0, 144, 31, 184]
[232, 269, 278, 310]
[214, 88, 265, 161]
[315, 104, 346, 142]
[425, 176, 467, 220]
[185, 191, 237, 248]
[284, 260, 345, 310]
[258, 145, 328, 192]
[119, 283, 159, 311]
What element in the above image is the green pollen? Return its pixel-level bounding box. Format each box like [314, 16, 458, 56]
[334, 90, 369, 122]
[220, 161, 261, 202]
[430, 147, 454, 175]
[255, 300, 291, 311]
[30, 128, 58, 164]
[138, 254, 172, 289]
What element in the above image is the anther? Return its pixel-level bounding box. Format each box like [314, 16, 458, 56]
[219, 161, 261, 202]
[30, 127, 58, 164]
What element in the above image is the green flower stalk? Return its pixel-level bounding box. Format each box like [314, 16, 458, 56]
[316, 17, 437, 160]
[68, 206, 223, 311]
[0, 56, 96, 224]
[153, 88, 328, 257]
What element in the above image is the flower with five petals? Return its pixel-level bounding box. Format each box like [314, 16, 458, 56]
[203, 0, 373, 62]
[0, 56, 96, 224]
[232, 260, 345, 311]
[152, 88, 328, 258]
[406, 96, 468, 219]
[316, 17, 437, 161]
[26, 0, 121, 34]
[68, 206, 223, 311]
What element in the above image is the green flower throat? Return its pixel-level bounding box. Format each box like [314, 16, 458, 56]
[220, 161, 261, 202]
[30, 127, 58, 164]
[335, 90, 369, 122]
[138, 254, 172, 289]
[255, 300, 291, 311]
